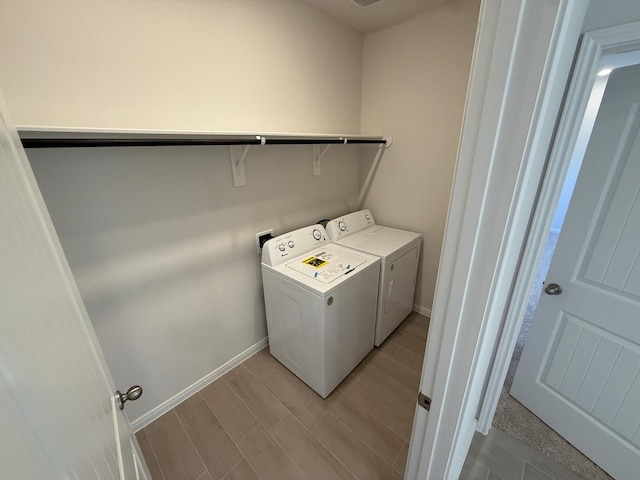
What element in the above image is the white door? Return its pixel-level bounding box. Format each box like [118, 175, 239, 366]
[0, 99, 147, 479]
[511, 64, 640, 480]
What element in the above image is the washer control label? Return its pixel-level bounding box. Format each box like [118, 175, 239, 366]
[287, 249, 366, 283]
[302, 256, 328, 268]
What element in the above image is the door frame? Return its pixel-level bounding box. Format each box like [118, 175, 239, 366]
[405, 0, 590, 478]
[477, 19, 640, 432]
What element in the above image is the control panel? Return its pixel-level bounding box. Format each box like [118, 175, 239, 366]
[262, 225, 328, 267]
[326, 209, 376, 240]
[286, 247, 366, 283]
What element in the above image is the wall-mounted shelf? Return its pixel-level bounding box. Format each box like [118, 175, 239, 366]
[18, 128, 391, 203]
[18, 128, 388, 149]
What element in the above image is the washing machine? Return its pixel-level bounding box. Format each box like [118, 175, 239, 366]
[261, 224, 380, 398]
[326, 209, 421, 346]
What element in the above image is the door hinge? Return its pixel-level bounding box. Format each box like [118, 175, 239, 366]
[417, 392, 431, 411]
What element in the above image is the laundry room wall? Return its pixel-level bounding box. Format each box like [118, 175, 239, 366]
[27, 145, 361, 423]
[1, 0, 364, 423]
[0, 0, 361, 133]
[360, 0, 480, 312]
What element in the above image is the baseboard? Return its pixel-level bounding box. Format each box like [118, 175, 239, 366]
[131, 337, 269, 431]
[413, 304, 432, 318]
[133, 306, 429, 431]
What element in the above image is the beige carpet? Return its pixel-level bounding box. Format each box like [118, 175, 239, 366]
[493, 230, 613, 480]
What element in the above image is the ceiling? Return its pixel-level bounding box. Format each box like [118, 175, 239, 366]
[296, 0, 451, 33]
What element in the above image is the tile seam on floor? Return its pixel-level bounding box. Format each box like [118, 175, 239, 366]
[217, 456, 244, 480]
[338, 364, 414, 443]
[310, 409, 329, 431]
[262, 355, 324, 406]
[389, 337, 423, 357]
[329, 391, 405, 465]
[268, 414, 340, 480]
[257, 420, 314, 480]
[236, 424, 268, 480]
[390, 445, 406, 475]
[391, 442, 405, 469]
[149, 409, 209, 480]
[201, 468, 215, 480]
[361, 360, 417, 415]
[321, 409, 399, 474]
[308, 412, 375, 480]
[141, 433, 168, 480]
[227, 367, 289, 432]
[199, 380, 256, 447]
[173, 400, 211, 480]
[259, 355, 334, 433]
[227, 356, 318, 446]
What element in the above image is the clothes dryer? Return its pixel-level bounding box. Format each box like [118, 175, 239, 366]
[261, 224, 380, 398]
[326, 210, 421, 346]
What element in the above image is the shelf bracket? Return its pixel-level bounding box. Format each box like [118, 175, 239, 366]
[312, 144, 332, 176]
[358, 137, 392, 208]
[229, 145, 251, 187]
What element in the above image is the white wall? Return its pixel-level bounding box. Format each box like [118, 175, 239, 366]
[28, 145, 362, 421]
[0, 0, 362, 133]
[2, 0, 365, 422]
[360, 0, 480, 311]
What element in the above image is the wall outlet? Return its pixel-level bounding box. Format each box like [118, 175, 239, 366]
[255, 229, 274, 255]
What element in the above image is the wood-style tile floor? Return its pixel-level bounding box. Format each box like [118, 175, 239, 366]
[461, 428, 585, 480]
[137, 312, 429, 480]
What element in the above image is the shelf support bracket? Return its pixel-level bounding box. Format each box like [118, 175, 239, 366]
[358, 137, 392, 208]
[229, 145, 250, 187]
[312, 144, 331, 176]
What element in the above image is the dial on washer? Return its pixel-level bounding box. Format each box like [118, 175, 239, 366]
[312, 228, 322, 240]
[338, 220, 347, 231]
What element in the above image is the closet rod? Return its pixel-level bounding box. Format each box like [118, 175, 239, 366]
[342, 138, 387, 144]
[20, 138, 264, 149]
[264, 138, 387, 145]
[20, 136, 387, 149]
[263, 138, 345, 145]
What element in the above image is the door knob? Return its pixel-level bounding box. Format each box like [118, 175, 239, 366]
[116, 385, 143, 410]
[544, 283, 562, 295]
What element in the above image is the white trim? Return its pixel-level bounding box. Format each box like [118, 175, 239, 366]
[477, 19, 640, 434]
[132, 440, 150, 480]
[405, 0, 588, 478]
[131, 337, 268, 431]
[412, 304, 432, 318]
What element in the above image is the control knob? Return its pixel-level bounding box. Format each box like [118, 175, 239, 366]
[278, 243, 286, 252]
[312, 228, 322, 240]
[288, 240, 295, 248]
[338, 220, 347, 231]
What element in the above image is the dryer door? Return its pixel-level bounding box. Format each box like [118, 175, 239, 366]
[376, 246, 419, 345]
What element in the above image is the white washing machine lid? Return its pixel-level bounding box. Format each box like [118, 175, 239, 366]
[336, 225, 421, 259]
[286, 247, 367, 284]
[265, 244, 379, 294]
